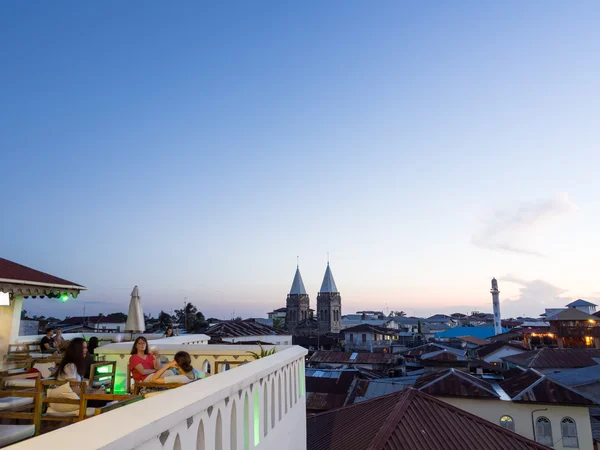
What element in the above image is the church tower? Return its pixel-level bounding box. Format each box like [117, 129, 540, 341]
[317, 262, 342, 333]
[285, 265, 310, 333]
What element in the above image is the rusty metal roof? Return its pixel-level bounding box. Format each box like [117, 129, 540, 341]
[502, 348, 600, 369]
[306, 388, 550, 450]
[414, 368, 499, 399]
[206, 320, 287, 337]
[309, 351, 395, 365]
[500, 369, 597, 406]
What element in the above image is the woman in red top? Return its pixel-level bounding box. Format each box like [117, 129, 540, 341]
[129, 336, 161, 382]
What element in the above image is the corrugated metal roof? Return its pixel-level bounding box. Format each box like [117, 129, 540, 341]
[0, 257, 84, 288]
[502, 348, 600, 369]
[206, 320, 287, 337]
[500, 369, 597, 406]
[435, 326, 507, 340]
[548, 308, 598, 321]
[345, 377, 420, 405]
[547, 365, 600, 388]
[307, 388, 551, 450]
[414, 368, 500, 399]
[309, 351, 395, 365]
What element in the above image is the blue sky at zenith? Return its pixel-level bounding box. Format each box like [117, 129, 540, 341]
[1, 2, 600, 319]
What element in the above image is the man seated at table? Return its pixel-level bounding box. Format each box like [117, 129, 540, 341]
[40, 328, 56, 354]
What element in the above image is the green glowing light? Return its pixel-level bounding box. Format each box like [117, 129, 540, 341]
[60, 293, 69, 302]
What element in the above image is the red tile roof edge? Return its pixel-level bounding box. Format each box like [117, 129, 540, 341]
[0, 257, 85, 289]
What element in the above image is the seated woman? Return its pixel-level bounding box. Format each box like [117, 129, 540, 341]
[53, 328, 70, 352]
[84, 337, 100, 379]
[129, 336, 161, 383]
[148, 351, 204, 384]
[53, 338, 108, 408]
[163, 327, 177, 338]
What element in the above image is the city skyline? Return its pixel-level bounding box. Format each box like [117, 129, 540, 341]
[2, 2, 600, 320]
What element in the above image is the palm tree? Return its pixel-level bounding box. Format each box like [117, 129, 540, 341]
[247, 344, 276, 359]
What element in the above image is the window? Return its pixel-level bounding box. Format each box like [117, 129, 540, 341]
[349, 333, 354, 342]
[499, 415, 514, 432]
[361, 334, 367, 343]
[535, 416, 553, 446]
[561, 417, 578, 448]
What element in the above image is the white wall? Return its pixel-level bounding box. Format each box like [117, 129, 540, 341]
[11, 346, 308, 450]
[92, 322, 126, 332]
[223, 335, 292, 345]
[441, 397, 593, 450]
[0, 295, 23, 364]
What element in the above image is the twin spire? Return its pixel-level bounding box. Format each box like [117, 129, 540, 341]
[289, 261, 339, 295]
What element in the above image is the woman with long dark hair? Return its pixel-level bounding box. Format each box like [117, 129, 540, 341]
[55, 337, 87, 381]
[129, 336, 161, 383]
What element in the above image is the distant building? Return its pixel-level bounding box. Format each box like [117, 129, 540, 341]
[267, 307, 287, 320]
[343, 324, 396, 353]
[316, 263, 342, 334]
[18, 319, 40, 336]
[475, 341, 527, 366]
[413, 368, 595, 449]
[548, 308, 600, 348]
[502, 348, 600, 374]
[57, 316, 126, 332]
[285, 266, 310, 334]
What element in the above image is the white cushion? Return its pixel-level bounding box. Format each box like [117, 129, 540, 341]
[0, 397, 34, 411]
[0, 424, 35, 446]
[163, 375, 191, 384]
[5, 379, 36, 388]
[45, 407, 96, 417]
[32, 362, 55, 379]
[47, 383, 80, 413]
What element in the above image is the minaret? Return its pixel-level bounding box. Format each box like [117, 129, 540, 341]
[317, 262, 342, 333]
[491, 278, 502, 335]
[285, 263, 310, 334]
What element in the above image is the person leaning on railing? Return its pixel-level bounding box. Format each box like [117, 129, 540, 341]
[129, 336, 162, 382]
[148, 351, 205, 384]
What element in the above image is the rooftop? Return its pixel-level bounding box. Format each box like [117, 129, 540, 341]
[319, 263, 339, 293]
[476, 341, 527, 358]
[206, 319, 287, 338]
[502, 348, 600, 369]
[0, 257, 85, 294]
[306, 388, 550, 450]
[547, 308, 598, 321]
[289, 266, 307, 295]
[414, 368, 499, 399]
[566, 299, 597, 307]
[500, 369, 597, 406]
[309, 351, 395, 365]
[434, 326, 507, 340]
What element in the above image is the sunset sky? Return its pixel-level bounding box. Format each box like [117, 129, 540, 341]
[2, 2, 599, 320]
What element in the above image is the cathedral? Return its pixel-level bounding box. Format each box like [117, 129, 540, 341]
[285, 262, 342, 335]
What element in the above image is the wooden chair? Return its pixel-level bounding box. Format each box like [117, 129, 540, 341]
[0, 373, 42, 446]
[132, 381, 186, 396]
[87, 361, 116, 392]
[40, 380, 141, 428]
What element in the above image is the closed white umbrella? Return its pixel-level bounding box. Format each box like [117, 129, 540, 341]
[125, 285, 145, 333]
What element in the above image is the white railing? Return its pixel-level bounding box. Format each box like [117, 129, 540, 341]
[11, 345, 307, 450]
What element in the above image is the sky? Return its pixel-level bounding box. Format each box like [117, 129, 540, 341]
[1, 2, 600, 320]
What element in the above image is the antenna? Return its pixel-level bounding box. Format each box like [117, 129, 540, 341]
[327, 252, 330, 265]
[297, 255, 299, 268]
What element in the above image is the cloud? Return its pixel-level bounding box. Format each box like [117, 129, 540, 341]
[500, 275, 571, 318]
[472, 193, 577, 256]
